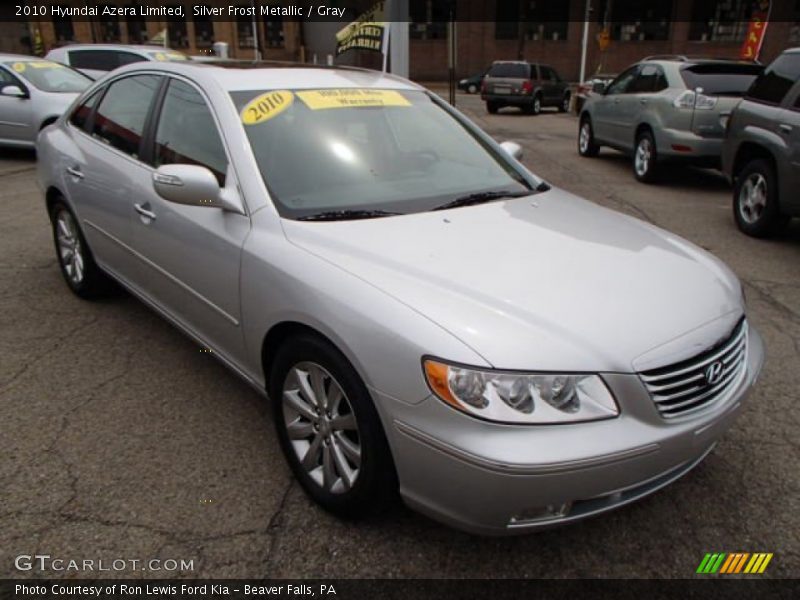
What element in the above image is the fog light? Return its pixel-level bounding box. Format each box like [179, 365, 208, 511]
[509, 502, 572, 525]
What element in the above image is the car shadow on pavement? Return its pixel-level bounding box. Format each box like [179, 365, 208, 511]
[0, 147, 36, 162]
[592, 151, 730, 191]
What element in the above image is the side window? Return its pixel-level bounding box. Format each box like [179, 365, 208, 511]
[69, 50, 118, 71]
[630, 65, 665, 93]
[540, 66, 555, 82]
[92, 75, 161, 158]
[746, 54, 800, 105]
[154, 79, 228, 185]
[116, 52, 146, 67]
[607, 66, 640, 95]
[69, 89, 102, 132]
[0, 67, 19, 86]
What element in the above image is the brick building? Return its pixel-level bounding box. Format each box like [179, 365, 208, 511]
[2, 1, 799, 81]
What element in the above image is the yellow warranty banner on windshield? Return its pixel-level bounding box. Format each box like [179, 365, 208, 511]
[296, 89, 410, 110]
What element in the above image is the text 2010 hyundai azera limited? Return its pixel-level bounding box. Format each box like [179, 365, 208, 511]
[37, 61, 764, 534]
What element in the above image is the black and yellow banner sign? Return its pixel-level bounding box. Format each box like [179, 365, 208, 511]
[335, 1, 386, 56]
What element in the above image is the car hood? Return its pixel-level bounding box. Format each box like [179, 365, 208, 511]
[282, 189, 743, 372]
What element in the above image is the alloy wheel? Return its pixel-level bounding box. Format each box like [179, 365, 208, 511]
[738, 172, 768, 225]
[55, 210, 84, 285]
[282, 362, 361, 494]
[635, 137, 652, 177]
[579, 123, 591, 154]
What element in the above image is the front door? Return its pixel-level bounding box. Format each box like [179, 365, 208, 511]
[0, 66, 33, 144]
[131, 77, 250, 360]
[592, 65, 640, 146]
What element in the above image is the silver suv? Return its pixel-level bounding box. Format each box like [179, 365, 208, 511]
[579, 56, 763, 182]
[722, 48, 800, 237]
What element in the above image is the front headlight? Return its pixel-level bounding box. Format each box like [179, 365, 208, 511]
[423, 359, 618, 424]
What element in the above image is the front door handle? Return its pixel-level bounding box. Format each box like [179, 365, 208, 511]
[134, 203, 157, 221]
[778, 123, 792, 135]
[66, 166, 84, 179]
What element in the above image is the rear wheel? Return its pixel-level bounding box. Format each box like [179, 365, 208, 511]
[467, 83, 478, 94]
[50, 200, 114, 299]
[532, 94, 542, 115]
[733, 159, 789, 238]
[487, 101, 499, 114]
[269, 334, 397, 517]
[578, 117, 599, 157]
[633, 130, 659, 183]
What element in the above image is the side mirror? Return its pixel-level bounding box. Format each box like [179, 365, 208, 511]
[592, 81, 607, 94]
[152, 164, 244, 213]
[500, 140, 523, 161]
[1, 85, 27, 98]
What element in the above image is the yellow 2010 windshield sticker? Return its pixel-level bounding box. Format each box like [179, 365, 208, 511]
[296, 89, 410, 110]
[12, 62, 26, 72]
[241, 90, 294, 126]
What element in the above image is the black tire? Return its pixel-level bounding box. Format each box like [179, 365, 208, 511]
[578, 117, 600, 157]
[269, 334, 397, 518]
[633, 130, 659, 183]
[531, 94, 542, 115]
[467, 83, 478, 94]
[733, 159, 789, 238]
[49, 200, 114, 299]
[559, 92, 571, 113]
[487, 101, 499, 114]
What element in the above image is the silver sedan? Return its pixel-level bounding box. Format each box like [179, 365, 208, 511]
[0, 53, 92, 148]
[36, 61, 764, 535]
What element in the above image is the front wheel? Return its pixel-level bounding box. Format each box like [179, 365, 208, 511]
[269, 334, 397, 517]
[733, 159, 789, 238]
[578, 118, 599, 157]
[559, 92, 571, 113]
[633, 131, 659, 183]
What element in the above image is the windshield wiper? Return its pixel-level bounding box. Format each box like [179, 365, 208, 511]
[297, 209, 402, 222]
[432, 190, 531, 211]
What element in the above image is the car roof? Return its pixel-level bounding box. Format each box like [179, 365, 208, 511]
[49, 44, 173, 53]
[108, 60, 422, 92]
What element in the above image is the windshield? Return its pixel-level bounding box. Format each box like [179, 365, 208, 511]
[680, 63, 764, 96]
[5, 60, 91, 93]
[231, 88, 531, 219]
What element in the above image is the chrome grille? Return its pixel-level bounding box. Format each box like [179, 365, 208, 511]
[640, 320, 747, 418]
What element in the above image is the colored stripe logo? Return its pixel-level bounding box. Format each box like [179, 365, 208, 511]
[696, 552, 773, 574]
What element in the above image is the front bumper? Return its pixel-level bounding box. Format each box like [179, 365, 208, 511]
[382, 326, 764, 535]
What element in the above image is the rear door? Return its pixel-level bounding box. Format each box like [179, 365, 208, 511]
[130, 77, 250, 359]
[539, 66, 561, 106]
[779, 85, 800, 213]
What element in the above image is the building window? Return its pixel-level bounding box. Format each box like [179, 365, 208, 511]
[495, 0, 570, 41]
[52, 6, 75, 43]
[264, 16, 284, 48]
[689, 0, 753, 42]
[410, 0, 447, 40]
[167, 7, 189, 48]
[596, 0, 672, 41]
[237, 5, 255, 48]
[98, 5, 121, 43]
[194, 15, 214, 48]
[126, 13, 148, 43]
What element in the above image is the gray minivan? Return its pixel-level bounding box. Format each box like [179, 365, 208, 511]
[722, 48, 800, 237]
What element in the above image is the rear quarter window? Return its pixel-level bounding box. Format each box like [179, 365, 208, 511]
[745, 53, 800, 105]
[680, 63, 764, 96]
[488, 63, 529, 78]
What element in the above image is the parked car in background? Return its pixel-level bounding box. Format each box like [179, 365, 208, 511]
[37, 60, 764, 535]
[0, 53, 91, 148]
[575, 72, 617, 113]
[578, 56, 764, 182]
[481, 61, 570, 115]
[722, 48, 800, 237]
[458, 68, 489, 94]
[46, 44, 188, 80]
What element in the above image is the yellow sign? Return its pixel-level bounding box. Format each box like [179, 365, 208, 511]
[29, 61, 62, 69]
[598, 29, 611, 51]
[296, 89, 410, 110]
[12, 62, 26, 72]
[241, 90, 294, 126]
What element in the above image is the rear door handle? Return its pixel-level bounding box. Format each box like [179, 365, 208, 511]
[66, 166, 84, 179]
[134, 203, 157, 221]
[778, 123, 792, 135]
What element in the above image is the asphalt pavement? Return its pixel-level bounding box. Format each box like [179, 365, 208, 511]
[1, 93, 798, 579]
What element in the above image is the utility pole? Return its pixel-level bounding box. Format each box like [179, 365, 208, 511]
[251, 0, 260, 60]
[579, 0, 591, 83]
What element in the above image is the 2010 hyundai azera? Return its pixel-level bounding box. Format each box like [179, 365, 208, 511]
[37, 61, 764, 535]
